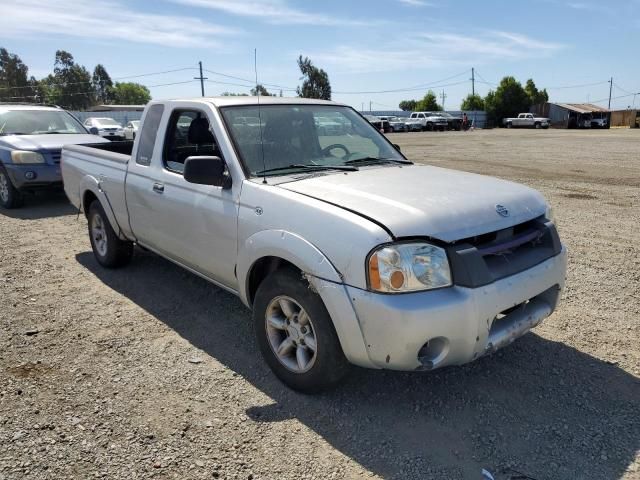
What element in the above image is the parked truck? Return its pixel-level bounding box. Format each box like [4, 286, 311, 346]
[409, 111, 449, 131]
[503, 113, 550, 129]
[61, 97, 567, 392]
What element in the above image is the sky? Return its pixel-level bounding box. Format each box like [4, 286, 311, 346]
[1, 0, 639, 110]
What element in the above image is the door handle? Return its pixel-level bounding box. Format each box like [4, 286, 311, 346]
[152, 183, 165, 194]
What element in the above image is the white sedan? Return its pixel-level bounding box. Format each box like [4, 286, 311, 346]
[123, 120, 140, 140]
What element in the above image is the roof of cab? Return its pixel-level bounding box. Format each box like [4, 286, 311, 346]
[157, 96, 347, 108]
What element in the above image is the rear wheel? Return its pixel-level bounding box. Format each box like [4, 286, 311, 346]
[253, 268, 350, 393]
[0, 165, 23, 209]
[535, 122, 541, 129]
[88, 201, 133, 268]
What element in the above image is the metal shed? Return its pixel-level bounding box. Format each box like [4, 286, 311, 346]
[531, 102, 610, 129]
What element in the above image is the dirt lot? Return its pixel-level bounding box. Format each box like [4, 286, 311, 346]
[1, 128, 639, 480]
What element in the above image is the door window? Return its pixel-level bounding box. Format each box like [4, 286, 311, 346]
[163, 109, 220, 174]
[136, 104, 164, 166]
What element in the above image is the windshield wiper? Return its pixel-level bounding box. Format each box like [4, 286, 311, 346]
[255, 164, 359, 176]
[345, 157, 413, 166]
[0, 132, 27, 136]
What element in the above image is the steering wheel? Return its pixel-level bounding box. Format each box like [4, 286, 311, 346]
[321, 144, 351, 159]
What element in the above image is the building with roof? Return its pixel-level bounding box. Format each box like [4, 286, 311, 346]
[530, 102, 610, 129]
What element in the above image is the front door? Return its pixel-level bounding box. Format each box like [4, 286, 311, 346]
[126, 104, 239, 289]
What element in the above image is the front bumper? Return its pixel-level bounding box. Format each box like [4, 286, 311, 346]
[345, 246, 567, 370]
[4, 163, 62, 190]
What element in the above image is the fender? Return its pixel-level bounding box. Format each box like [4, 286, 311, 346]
[237, 229, 375, 368]
[237, 229, 342, 306]
[79, 175, 129, 241]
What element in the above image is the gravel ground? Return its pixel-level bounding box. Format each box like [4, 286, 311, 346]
[1, 128, 639, 480]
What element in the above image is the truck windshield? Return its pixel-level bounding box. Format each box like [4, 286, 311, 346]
[0, 109, 87, 135]
[220, 104, 406, 177]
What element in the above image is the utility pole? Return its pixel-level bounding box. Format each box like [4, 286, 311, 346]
[471, 67, 475, 97]
[608, 77, 613, 110]
[440, 90, 447, 111]
[194, 61, 208, 97]
[369, 101, 372, 113]
[362, 102, 364, 112]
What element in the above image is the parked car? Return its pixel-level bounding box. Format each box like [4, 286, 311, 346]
[590, 114, 609, 129]
[409, 111, 448, 131]
[83, 117, 125, 140]
[404, 117, 424, 132]
[379, 116, 408, 132]
[0, 103, 109, 209]
[123, 120, 140, 140]
[503, 113, 550, 129]
[435, 112, 463, 131]
[62, 97, 567, 392]
[364, 115, 392, 133]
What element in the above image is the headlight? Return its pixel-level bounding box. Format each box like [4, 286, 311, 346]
[11, 151, 45, 164]
[545, 205, 555, 223]
[367, 242, 452, 293]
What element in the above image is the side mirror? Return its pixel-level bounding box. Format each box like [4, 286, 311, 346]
[183, 156, 230, 188]
[89, 127, 99, 135]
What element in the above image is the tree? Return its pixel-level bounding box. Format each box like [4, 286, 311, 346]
[45, 50, 94, 109]
[399, 100, 417, 111]
[0, 48, 37, 102]
[524, 79, 549, 106]
[483, 76, 530, 125]
[93, 64, 114, 104]
[110, 82, 151, 104]
[296, 56, 331, 100]
[250, 84, 273, 96]
[415, 90, 442, 111]
[460, 94, 485, 111]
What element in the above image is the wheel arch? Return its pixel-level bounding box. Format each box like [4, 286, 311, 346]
[79, 176, 127, 240]
[237, 229, 342, 308]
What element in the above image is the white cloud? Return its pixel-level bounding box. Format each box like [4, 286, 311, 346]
[308, 31, 564, 74]
[170, 0, 373, 26]
[397, 0, 434, 6]
[0, 0, 238, 48]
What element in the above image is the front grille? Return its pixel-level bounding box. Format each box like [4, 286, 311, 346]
[447, 217, 561, 288]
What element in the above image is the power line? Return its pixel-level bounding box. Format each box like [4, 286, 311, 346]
[333, 70, 470, 95]
[113, 67, 196, 80]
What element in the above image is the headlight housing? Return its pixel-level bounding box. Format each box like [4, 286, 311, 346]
[367, 242, 452, 293]
[11, 150, 45, 164]
[545, 204, 555, 223]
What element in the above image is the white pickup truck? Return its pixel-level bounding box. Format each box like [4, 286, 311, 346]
[409, 111, 449, 131]
[504, 113, 550, 129]
[61, 97, 567, 392]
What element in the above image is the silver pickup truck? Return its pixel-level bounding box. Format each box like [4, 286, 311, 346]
[504, 113, 550, 129]
[61, 97, 567, 392]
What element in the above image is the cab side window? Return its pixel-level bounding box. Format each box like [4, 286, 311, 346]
[163, 109, 220, 174]
[136, 104, 164, 166]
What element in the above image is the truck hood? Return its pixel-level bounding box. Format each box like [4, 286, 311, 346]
[279, 165, 547, 242]
[0, 134, 108, 150]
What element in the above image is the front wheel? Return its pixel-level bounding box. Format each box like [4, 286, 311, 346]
[0, 166, 23, 209]
[253, 269, 350, 393]
[88, 201, 133, 268]
[535, 122, 541, 129]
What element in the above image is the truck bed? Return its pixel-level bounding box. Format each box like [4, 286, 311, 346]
[61, 141, 134, 239]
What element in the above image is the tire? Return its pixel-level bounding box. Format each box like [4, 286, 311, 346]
[253, 268, 350, 393]
[0, 165, 24, 209]
[426, 123, 433, 131]
[535, 122, 541, 129]
[506, 122, 512, 128]
[87, 200, 133, 268]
